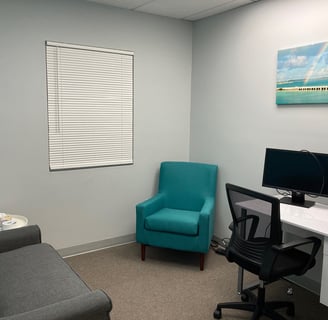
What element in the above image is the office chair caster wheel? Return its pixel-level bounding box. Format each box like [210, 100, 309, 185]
[240, 292, 249, 302]
[213, 308, 222, 319]
[286, 305, 295, 316]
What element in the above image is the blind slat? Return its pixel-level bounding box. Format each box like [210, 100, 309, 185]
[46, 41, 134, 170]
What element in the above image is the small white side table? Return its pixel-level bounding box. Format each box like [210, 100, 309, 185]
[1, 215, 28, 231]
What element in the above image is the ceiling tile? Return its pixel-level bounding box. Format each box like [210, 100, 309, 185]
[87, 0, 260, 21]
[87, 0, 151, 10]
[186, 0, 253, 20]
[135, 0, 239, 19]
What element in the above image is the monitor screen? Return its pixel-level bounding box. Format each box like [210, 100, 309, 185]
[262, 148, 328, 207]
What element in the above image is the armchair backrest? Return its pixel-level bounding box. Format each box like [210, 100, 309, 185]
[158, 161, 218, 211]
[225, 183, 282, 267]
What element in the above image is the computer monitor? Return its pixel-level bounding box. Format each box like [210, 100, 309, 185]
[262, 148, 328, 208]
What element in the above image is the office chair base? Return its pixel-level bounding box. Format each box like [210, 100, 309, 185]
[213, 288, 295, 320]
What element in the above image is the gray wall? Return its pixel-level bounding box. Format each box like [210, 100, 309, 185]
[0, 0, 192, 250]
[191, 0, 328, 239]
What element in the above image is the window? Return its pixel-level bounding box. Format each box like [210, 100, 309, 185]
[46, 41, 134, 170]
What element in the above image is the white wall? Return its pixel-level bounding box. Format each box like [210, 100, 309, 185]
[0, 0, 192, 250]
[191, 0, 328, 239]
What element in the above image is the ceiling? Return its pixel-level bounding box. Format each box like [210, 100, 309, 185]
[86, 0, 262, 21]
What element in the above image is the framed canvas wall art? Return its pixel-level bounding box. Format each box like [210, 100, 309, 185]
[276, 41, 328, 105]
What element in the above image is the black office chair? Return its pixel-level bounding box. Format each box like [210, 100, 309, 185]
[214, 183, 321, 320]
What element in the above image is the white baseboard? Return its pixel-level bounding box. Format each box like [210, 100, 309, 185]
[58, 233, 136, 258]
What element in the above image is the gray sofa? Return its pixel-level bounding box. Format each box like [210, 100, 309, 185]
[0, 225, 112, 320]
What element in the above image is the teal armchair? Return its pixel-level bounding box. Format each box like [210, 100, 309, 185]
[136, 161, 218, 270]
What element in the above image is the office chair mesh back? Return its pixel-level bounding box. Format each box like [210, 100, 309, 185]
[226, 184, 282, 275]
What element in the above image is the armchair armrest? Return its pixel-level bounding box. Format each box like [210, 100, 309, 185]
[136, 193, 165, 218]
[200, 197, 215, 216]
[136, 193, 165, 244]
[0, 225, 41, 253]
[2, 290, 112, 320]
[198, 197, 216, 251]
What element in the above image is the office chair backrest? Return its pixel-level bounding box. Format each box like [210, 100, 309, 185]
[225, 184, 282, 268]
[159, 161, 218, 211]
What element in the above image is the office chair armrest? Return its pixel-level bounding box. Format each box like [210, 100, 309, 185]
[273, 236, 321, 275]
[272, 237, 321, 252]
[261, 237, 321, 280]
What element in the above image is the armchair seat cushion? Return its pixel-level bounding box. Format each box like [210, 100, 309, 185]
[145, 208, 200, 236]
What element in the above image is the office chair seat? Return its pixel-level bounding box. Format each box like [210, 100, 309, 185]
[264, 248, 316, 281]
[226, 237, 269, 275]
[214, 183, 321, 320]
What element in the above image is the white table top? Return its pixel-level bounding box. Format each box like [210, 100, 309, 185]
[279, 202, 328, 238]
[1, 214, 28, 231]
[236, 198, 328, 238]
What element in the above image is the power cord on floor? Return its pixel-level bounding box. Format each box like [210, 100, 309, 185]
[210, 238, 230, 255]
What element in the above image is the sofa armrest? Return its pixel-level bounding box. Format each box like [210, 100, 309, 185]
[1, 290, 112, 320]
[0, 225, 41, 253]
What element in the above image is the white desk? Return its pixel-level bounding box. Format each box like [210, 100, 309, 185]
[280, 201, 328, 306]
[237, 199, 328, 306]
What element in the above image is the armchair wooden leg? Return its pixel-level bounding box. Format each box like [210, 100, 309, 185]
[141, 244, 146, 261]
[200, 253, 205, 271]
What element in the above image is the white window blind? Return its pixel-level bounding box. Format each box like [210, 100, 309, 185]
[46, 41, 134, 170]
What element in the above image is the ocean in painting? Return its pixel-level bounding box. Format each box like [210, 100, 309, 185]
[276, 42, 328, 105]
[276, 77, 328, 105]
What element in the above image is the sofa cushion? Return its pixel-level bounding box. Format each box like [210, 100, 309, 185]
[0, 243, 90, 317]
[145, 208, 200, 235]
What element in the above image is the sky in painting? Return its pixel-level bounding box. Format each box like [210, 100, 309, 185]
[277, 42, 328, 83]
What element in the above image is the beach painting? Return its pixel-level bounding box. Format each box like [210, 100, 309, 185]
[276, 41, 328, 105]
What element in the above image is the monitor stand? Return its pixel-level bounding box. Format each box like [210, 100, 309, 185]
[280, 191, 315, 208]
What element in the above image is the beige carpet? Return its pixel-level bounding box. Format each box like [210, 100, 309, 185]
[66, 242, 328, 320]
